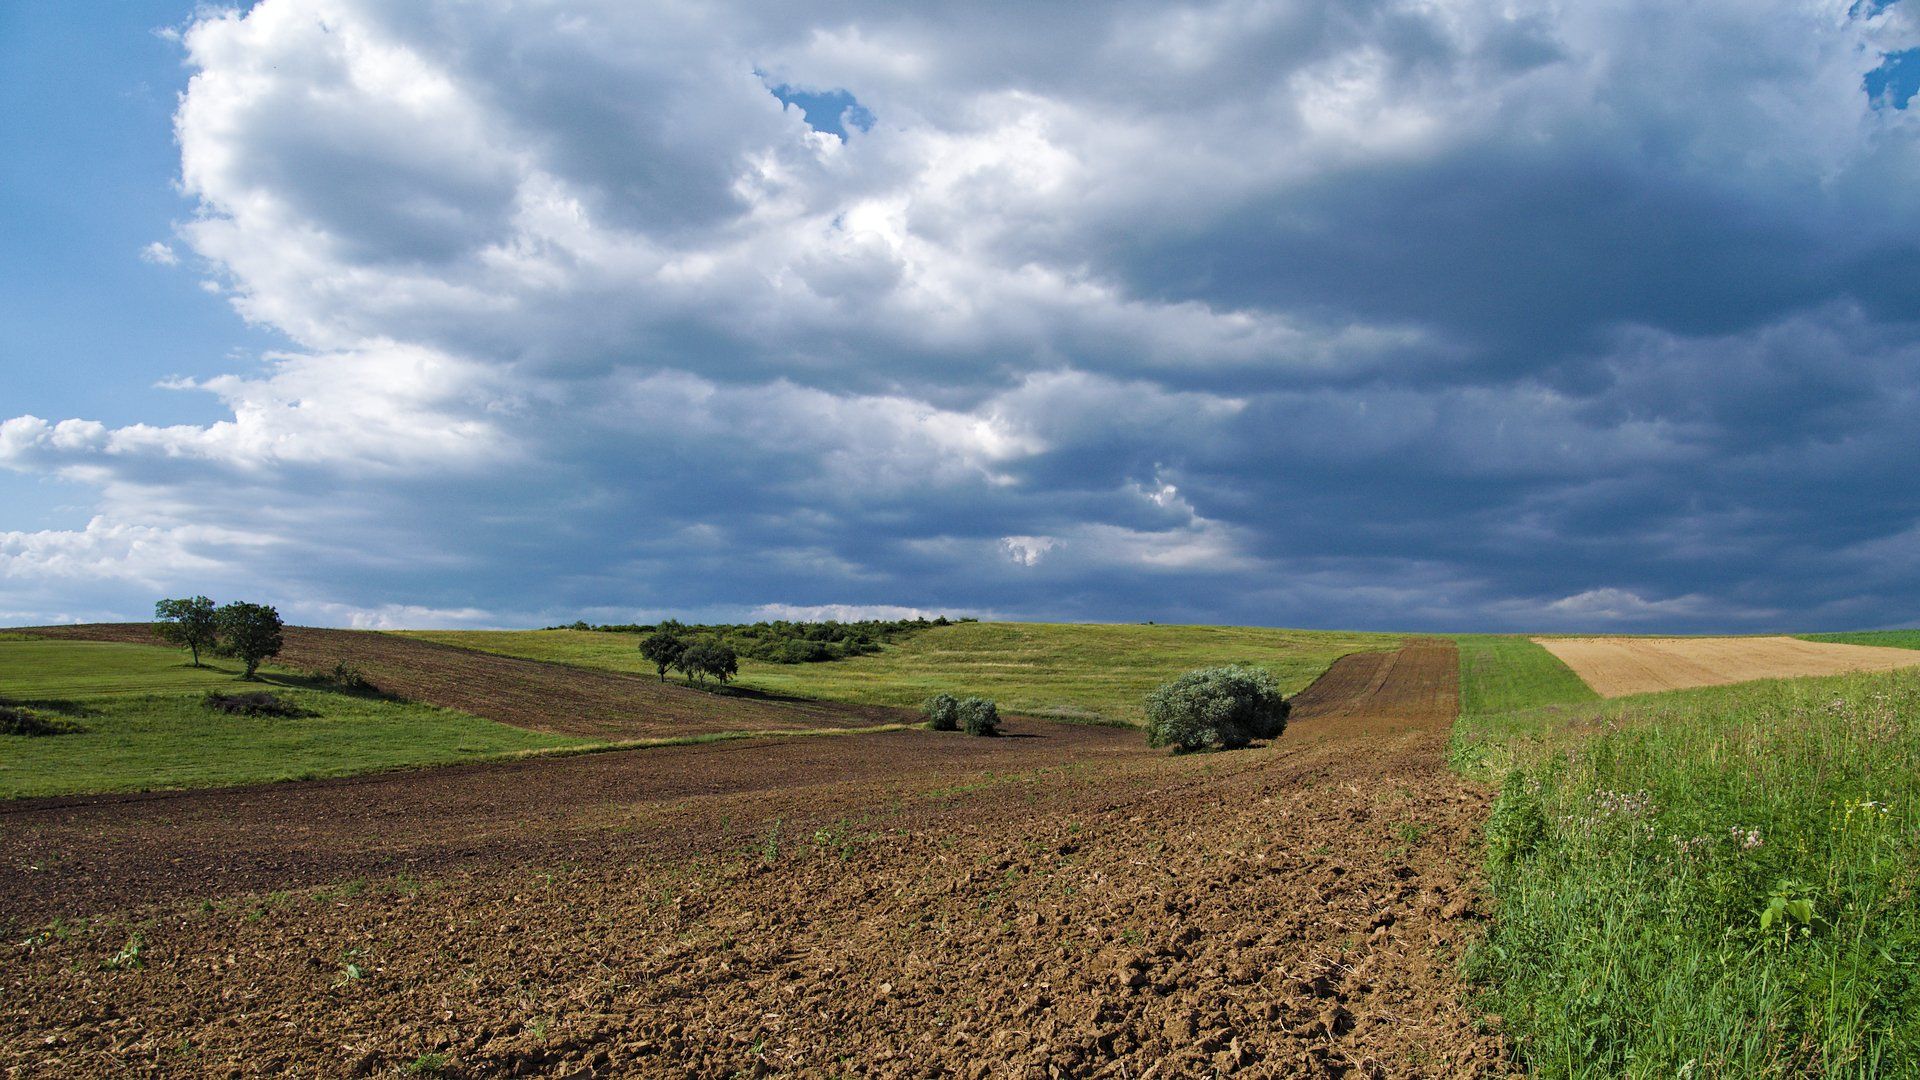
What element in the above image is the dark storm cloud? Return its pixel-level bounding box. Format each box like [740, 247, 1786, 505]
[6, 0, 1920, 631]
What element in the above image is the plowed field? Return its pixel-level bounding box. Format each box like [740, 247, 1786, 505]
[1534, 634, 1920, 698]
[1, 639, 1509, 1077]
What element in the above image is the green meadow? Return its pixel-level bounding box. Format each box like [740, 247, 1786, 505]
[1454, 634, 1600, 717]
[1799, 629, 1920, 651]
[1454, 654, 1920, 1076]
[400, 621, 1401, 725]
[0, 638, 583, 798]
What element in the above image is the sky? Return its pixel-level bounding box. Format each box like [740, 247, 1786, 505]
[3, 1, 1920, 633]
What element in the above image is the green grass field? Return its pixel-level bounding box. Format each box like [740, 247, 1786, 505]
[1454, 665, 1920, 1076]
[400, 621, 1400, 725]
[0, 639, 584, 798]
[1454, 635, 1599, 716]
[1799, 629, 1920, 650]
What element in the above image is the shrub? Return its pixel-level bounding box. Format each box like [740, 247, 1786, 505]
[315, 661, 374, 692]
[0, 705, 81, 737]
[924, 693, 960, 731]
[202, 691, 303, 717]
[957, 696, 1000, 737]
[1144, 665, 1289, 752]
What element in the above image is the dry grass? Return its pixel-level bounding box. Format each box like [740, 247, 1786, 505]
[1534, 635, 1920, 697]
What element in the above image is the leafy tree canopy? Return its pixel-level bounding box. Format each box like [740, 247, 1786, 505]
[215, 602, 285, 680]
[154, 596, 219, 667]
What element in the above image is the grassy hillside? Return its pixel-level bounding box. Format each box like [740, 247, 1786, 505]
[401, 622, 1400, 725]
[1454, 635, 1599, 716]
[1455, 667, 1920, 1075]
[0, 639, 584, 798]
[1799, 629, 1920, 650]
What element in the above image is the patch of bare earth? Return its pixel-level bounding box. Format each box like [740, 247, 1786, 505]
[19, 623, 910, 738]
[0, 640, 1510, 1077]
[1535, 634, 1920, 698]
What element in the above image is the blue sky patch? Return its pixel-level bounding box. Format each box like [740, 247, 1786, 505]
[769, 85, 875, 139]
[1866, 48, 1920, 109]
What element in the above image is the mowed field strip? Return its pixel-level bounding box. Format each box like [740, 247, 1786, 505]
[1535, 634, 1920, 697]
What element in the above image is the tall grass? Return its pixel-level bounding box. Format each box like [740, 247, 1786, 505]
[1462, 671, 1920, 1076]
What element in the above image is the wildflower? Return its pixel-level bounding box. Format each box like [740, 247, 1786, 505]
[1729, 826, 1763, 850]
[1592, 789, 1658, 818]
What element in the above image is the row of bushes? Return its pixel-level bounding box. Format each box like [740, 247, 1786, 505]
[916, 665, 1293, 750]
[922, 694, 1000, 736]
[566, 616, 970, 664]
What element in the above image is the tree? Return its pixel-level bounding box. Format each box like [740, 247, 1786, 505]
[639, 631, 686, 682]
[1144, 666, 1289, 752]
[154, 596, 219, 667]
[215, 602, 285, 680]
[679, 641, 739, 685]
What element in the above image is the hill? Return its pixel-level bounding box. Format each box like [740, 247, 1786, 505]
[400, 621, 1399, 725]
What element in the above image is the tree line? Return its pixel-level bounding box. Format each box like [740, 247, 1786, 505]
[551, 616, 969, 664]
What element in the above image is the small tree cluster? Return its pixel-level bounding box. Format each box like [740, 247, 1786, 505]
[680, 640, 739, 685]
[155, 597, 285, 680]
[639, 627, 740, 686]
[1144, 665, 1289, 752]
[923, 693, 999, 736]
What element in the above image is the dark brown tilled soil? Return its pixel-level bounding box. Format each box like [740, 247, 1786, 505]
[0, 722, 1145, 921]
[20, 624, 908, 738]
[0, 640, 1511, 1077]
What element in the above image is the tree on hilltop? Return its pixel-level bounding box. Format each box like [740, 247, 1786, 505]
[215, 602, 284, 680]
[639, 630, 686, 682]
[155, 596, 220, 667]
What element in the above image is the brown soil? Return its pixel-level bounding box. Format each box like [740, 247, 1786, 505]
[1535, 634, 1920, 698]
[20, 624, 909, 738]
[0, 639, 1510, 1077]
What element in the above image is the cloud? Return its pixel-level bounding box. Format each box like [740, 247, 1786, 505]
[6, 0, 1920, 631]
[749, 602, 961, 623]
[139, 241, 179, 266]
[1000, 536, 1055, 567]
